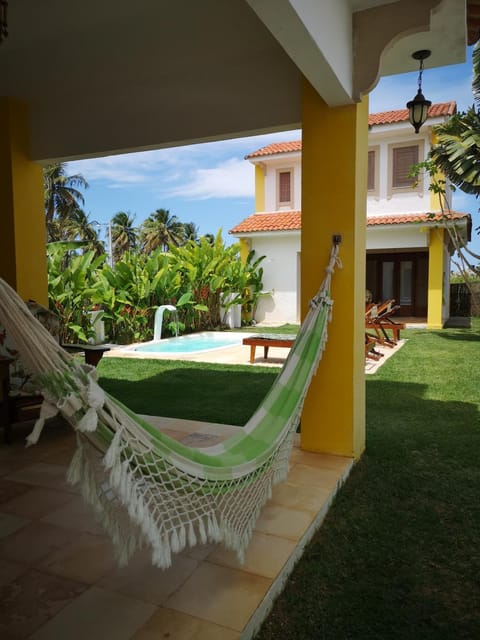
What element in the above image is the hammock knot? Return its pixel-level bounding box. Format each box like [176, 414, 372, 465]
[58, 393, 84, 417]
[87, 379, 105, 410]
[26, 398, 59, 447]
[77, 406, 99, 432]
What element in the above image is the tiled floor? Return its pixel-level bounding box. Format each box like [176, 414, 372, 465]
[0, 417, 352, 639]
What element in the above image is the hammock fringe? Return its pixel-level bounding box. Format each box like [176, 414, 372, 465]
[0, 242, 341, 569]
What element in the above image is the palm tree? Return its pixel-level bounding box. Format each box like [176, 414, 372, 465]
[430, 42, 480, 196]
[140, 208, 185, 253]
[202, 233, 215, 246]
[44, 163, 89, 229]
[63, 209, 105, 257]
[111, 211, 137, 261]
[183, 221, 199, 243]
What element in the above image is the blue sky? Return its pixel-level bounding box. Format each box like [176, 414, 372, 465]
[67, 46, 479, 256]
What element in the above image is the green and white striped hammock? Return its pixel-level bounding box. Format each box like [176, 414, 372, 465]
[0, 243, 340, 568]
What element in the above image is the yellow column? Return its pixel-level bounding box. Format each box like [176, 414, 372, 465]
[427, 228, 445, 329]
[300, 80, 368, 459]
[0, 98, 48, 305]
[254, 164, 265, 212]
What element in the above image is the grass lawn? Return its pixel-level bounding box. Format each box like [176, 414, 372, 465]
[97, 358, 280, 425]
[97, 319, 480, 638]
[257, 318, 480, 639]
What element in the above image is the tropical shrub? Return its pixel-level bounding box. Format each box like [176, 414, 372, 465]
[47, 243, 104, 343]
[47, 232, 266, 343]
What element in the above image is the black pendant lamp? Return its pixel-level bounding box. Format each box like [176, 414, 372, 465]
[406, 50, 432, 134]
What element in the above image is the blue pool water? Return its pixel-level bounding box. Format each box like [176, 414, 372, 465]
[132, 331, 245, 354]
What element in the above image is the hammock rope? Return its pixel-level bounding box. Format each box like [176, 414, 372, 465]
[0, 242, 341, 568]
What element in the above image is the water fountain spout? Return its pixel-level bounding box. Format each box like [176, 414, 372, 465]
[154, 305, 178, 340]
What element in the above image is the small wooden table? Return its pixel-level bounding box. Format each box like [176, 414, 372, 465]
[61, 344, 111, 367]
[242, 334, 296, 363]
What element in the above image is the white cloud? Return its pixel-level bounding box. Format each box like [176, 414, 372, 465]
[167, 158, 254, 200]
[66, 129, 300, 200]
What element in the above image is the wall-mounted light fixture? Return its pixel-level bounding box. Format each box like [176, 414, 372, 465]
[406, 49, 432, 134]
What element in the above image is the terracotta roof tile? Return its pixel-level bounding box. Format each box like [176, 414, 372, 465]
[245, 102, 456, 159]
[229, 211, 301, 234]
[245, 141, 302, 159]
[368, 101, 456, 126]
[230, 210, 470, 235]
[367, 212, 469, 226]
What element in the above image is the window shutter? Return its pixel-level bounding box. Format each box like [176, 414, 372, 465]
[367, 150, 375, 191]
[392, 146, 419, 188]
[279, 171, 291, 203]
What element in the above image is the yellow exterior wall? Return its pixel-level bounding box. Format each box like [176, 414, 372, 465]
[254, 164, 265, 212]
[0, 97, 48, 304]
[427, 228, 445, 329]
[300, 80, 368, 459]
[239, 237, 251, 263]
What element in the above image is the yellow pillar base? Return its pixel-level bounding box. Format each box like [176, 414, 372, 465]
[300, 81, 368, 459]
[0, 98, 48, 304]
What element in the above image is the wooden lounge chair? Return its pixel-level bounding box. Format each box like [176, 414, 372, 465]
[365, 334, 384, 361]
[366, 300, 405, 346]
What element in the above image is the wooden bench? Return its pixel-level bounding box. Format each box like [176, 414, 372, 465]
[242, 334, 296, 363]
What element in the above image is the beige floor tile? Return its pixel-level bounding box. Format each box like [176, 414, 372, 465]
[6, 462, 78, 494]
[0, 478, 31, 503]
[30, 586, 156, 640]
[0, 557, 28, 587]
[290, 449, 352, 471]
[39, 533, 117, 584]
[165, 562, 271, 631]
[0, 512, 29, 538]
[0, 568, 86, 639]
[179, 432, 224, 447]
[41, 447, 76, 466]
[254, 504, 313, 540]
[287, 463, 345, 489]
[0, 458, 36, 477]
[41, 496, 104, 534]
[0, 520, 76, 565]
[269, 480, 331, 512]
[99, 549, 198, 605]
[208, 531, 296, 578]
[2, 487, 75, 519]
[132, 607, 240, 640]
[183, 541, 219, 561]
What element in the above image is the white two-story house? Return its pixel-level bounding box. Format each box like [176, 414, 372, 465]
[230, 102, 471, 327]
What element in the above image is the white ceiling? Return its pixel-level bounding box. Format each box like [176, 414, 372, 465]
[0, 0, 467, 162]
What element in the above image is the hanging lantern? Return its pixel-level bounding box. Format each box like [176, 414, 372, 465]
[406, 50, 432, 134]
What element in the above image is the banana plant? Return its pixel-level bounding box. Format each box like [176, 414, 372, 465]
[47, 245, 105, 342]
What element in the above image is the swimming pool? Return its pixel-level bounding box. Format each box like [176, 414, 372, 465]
[131, 331, 247, 354]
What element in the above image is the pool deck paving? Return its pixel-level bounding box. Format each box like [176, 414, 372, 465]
[106, 333, 406, 372]
[0, 416, 353, 639]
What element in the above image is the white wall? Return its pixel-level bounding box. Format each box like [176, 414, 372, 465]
[367, 226, 429, 250]
[367, 122, 430, 215]
[249, 232, 301, 325]
[367, 120, 453, 216]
